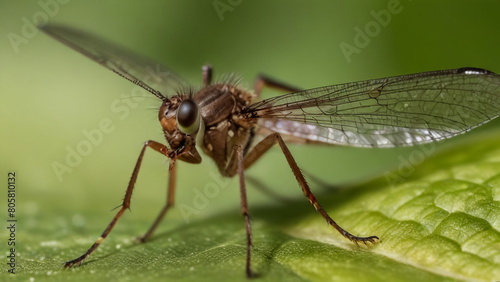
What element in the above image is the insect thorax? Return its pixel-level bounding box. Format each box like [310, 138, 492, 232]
[194, 84, 256, 176]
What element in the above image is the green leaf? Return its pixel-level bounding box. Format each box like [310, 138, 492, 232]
[286, 132, 500, 281]
[8, 131, 500, 282]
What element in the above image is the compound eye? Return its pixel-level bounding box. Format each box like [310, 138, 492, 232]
[176, 99, 200, 134]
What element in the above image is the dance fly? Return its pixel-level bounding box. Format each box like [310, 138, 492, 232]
[40, 24, 500, 277]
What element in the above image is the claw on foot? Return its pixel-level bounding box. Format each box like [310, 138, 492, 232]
[63, 258, 83, 268]
[349, 235, 379, 246]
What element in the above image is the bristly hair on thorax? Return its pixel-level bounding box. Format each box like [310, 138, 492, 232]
[216, 72, 243, 88]
[171, 72, 242, 100]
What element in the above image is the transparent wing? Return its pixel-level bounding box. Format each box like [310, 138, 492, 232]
[244, 68, 500, 148]
[39, 24, 188, 100]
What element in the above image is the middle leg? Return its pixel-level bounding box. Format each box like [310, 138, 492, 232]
[235, 145, 256, 278]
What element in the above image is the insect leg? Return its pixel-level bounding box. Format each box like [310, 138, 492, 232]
[244, 133, 379, 245]
[253, 74, 301, 99]
[235, 145, 257, 278]
[138, 161, 177, 242]
[202, 64, 213, 86]
[64, 140, 171, 267]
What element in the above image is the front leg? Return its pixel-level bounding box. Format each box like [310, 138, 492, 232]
[138, 161, 177, 242]
[64, 140, 172, 267]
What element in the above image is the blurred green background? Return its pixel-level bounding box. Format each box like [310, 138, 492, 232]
[2, 0, 500, 280]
